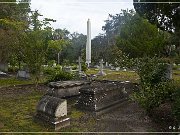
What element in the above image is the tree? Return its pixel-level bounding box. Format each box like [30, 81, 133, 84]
[23, 10, 55, 85]
[133, 0, 180, 47]
[102, 9, 135, 46]
[116, 13, 171, 58]
[60, 32, 86, 63]
[0, 0, 30, 71]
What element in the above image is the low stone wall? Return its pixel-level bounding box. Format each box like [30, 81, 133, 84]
[76, 80, 138, 114]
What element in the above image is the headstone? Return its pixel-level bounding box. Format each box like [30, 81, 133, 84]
[35, 95, 70, 130]
[115, 67, 120, 71]
[105, 62, 108, 67]
[165, 64, 172, 79]
[77, 56, 86, 78]
[0, 62, 8, 72]
[97, 59, 106, 76]
[17, 70, 30, 79]
[63, 66, 72, 73]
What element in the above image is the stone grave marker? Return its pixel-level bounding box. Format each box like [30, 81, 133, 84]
[63, 66, 72, 73]
[35, 95, 70, 130]
[97, 59, 106, 76]
[17, 70, 30, 79]
[165, 63, 172, 79]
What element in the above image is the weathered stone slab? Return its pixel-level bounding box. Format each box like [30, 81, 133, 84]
[35, 95, 70, 130]
[47, 81, 90, 98]
[76, 80, 138, 115]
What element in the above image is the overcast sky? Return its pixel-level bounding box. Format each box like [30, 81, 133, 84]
[30, 0, 134, 38]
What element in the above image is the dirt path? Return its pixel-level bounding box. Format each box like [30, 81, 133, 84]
[0, 84, 48, 98]
[94, 100, 159, 132]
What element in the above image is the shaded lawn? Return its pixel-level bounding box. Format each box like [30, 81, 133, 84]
[0, 89, 96, 133]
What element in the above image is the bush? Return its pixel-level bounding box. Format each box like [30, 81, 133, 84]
[8, 66, 19, 73]
[47, 60, 56, 67]
[82, 63, 87, 72]
[43, 66, 56, 75]
[173, 87, 180, 122]
[47, 71, 73, 82]
[133, 81, 175, 112]
[133, 57, 175, 112]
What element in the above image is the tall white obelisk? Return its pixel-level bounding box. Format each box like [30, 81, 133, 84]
[86, 19, 91, 67]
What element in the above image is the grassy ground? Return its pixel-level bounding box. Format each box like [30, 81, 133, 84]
[0, 69, 180, 132]
[86, 68, 139, 82]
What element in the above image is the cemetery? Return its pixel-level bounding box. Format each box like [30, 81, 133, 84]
[0, 0, 180, 134]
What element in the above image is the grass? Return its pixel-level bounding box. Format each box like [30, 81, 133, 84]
[0, 91, 46, 132]
[86, 68, 139, 82]
[0, 69, 180, 132]
[0, 76, 47, 87]
[0, 89, 95, 132]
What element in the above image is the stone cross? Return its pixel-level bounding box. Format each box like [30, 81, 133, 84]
[97, 59, 106, 76]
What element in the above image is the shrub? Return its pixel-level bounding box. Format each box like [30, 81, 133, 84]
[172, 87, 180, 122]
[47, 60, 56, 67]
[133, 57, 175, 112]
[43, 66, 56, 75]
[82, 63, 87, 72]
[133, 81, 175, 112]
[8, 66, 19, 73]
[47, 71, 73, 82]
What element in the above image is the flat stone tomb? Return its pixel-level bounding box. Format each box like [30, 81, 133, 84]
[47, 81, 90, 98]
[76, 80, 137, 115]
[35, 95, 70, 130]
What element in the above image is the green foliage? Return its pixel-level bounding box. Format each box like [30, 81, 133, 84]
[133, 0, 179, 34]
[60, 32, 86, 63]
[133, 81, 175, 112]
[82, 63, 87, 72]
[133, 57, 175, 111]
[173, 88, 180, 122]
[47, 60, 56, 67]
[136, 57, 168, 85]
[8, 66, 19, 73]
[116, 13, 171, 58]
[47, 71, 73, 82]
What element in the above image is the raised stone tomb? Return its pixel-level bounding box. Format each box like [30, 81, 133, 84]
[76, 80, 137, 115]
[35, 95, 70, 130]
[47, 80, 90, 98]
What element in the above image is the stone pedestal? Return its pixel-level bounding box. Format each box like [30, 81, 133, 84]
[76, 80, 137, 115]
[35, 95, 70, 130]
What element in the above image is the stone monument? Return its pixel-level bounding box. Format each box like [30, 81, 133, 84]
[97, 59, 106, 76]
[35, 95, 70, 130]
[86, 19, 91, 67]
